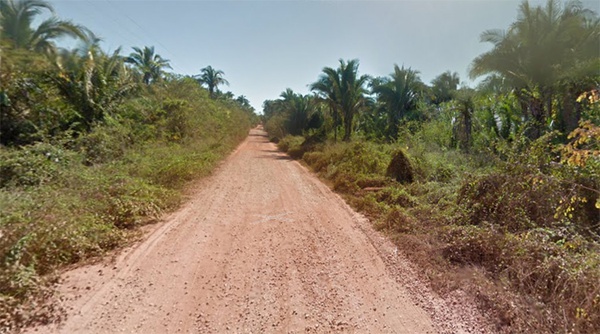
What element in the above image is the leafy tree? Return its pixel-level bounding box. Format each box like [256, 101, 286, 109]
[372, 65, 423, 140]
[470, 0, 600, 138]
[125, 46, 171, 85]
[310, 59, 369, 141]
[0, 0, 89, 55]
[196, 65, 229, 98]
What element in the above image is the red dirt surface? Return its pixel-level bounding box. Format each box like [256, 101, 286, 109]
[30, 128, 493, 333]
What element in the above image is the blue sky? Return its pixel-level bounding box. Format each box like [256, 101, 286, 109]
[48, 0, 600, 112]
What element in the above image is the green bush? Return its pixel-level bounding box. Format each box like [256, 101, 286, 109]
[264, 113, 288, 142]
[277, 135, 304, 153]
[0, 142, 77, 187]
[75, 121, 132, 165]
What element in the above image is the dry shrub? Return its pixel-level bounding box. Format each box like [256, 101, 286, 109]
[458, 173, 560, 232]
[502, 233, 600, 333]
[0, 273, 64, 332]
[276, 135, 310, 159]
[458, 171, 598, 235]
[303, 141, 390, 194]
[303, 151, 329, 172]
[332, 172, 360, 193]
[441, 223, 600, 332]
[441, 225, 507, 272]
[386, 149, 414, 183]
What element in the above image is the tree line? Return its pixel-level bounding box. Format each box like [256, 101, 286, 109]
[0, 0, 252, 147]
[263, 0, 599, 153]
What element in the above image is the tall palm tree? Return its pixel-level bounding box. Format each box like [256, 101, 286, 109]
[310, 66, 341, 141]
[0, 0, 89, 54]
[469, 0, 599, 137]
[372, 65, 423, 140]
[195, 65, 229, 98]
[281, 91, 313, 136]
[51, 42, 136, 129]
[310, 59, 369, 141]
[430, 71, 459, 105]
[125, 46, 171, 85]
[235, 95, 251, 108]
[279, 88, 296, 102]
[452, 89, 475, 152]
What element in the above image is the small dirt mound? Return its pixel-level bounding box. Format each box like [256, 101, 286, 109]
[386, 150, 414, 184]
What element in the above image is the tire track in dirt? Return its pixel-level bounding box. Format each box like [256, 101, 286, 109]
[29, 128, 489, 333]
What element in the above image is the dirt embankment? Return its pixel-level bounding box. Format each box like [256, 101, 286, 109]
[29, 128, 493, 333]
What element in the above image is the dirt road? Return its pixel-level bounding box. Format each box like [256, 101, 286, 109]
[35, 128, 487, 333]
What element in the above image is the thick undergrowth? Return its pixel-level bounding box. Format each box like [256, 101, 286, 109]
[276, 128, 600, 333]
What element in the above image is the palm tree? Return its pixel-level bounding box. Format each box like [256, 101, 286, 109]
[195, 65, 229, 98]
[125, 46, 171, 85]
[469, 0, 599, 137]
[452, 89, 475, 152]
[372, 65, 423, 140]
[430, 71, 459, 105]
[282, 92, 313, 136]
[310, 68, 341, 141]
[0, 0, 89, 54]
[310, 59, 369, 141]
[51, 42, 136, 130]
[279, 88, 296, 102]
[235, 95, 251, 107]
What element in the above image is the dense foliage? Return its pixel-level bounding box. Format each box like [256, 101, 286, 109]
[264, 1, 599, 332]
[0, 0, 256, 330]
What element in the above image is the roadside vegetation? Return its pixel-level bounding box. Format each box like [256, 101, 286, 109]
[0, 0, 256, 330]
[264, 1, 599, 332]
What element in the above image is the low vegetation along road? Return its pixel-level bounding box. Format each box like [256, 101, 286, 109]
[34, 128, 488, 333]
